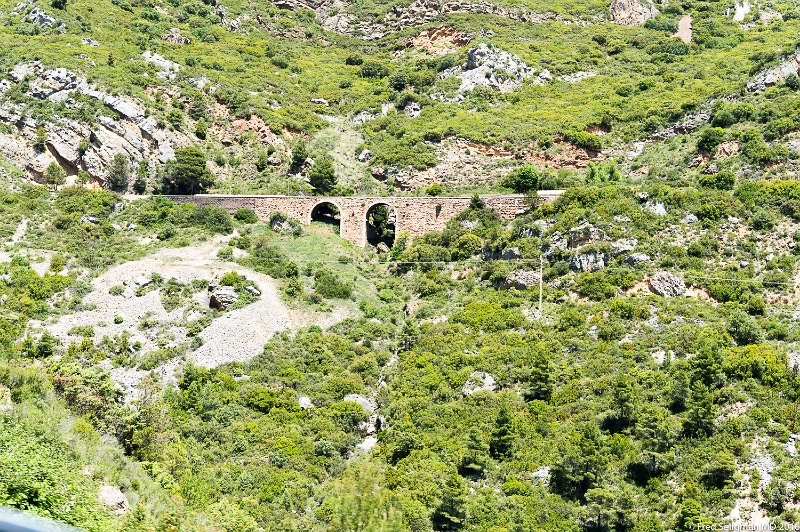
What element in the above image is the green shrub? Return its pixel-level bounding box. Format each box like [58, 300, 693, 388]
[696, 128, 726, 153]
[359, 62, 389, 78]
[503, 165, 540, 193]
[451, 301, 525, 332]
[313, 269, 353, 299]
[192, 205, 233, 234]
[698, 171, 735, 190]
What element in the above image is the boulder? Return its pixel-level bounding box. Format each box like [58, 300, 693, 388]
[358, 149, 373, 162]
[609, 0, 658, 25]
[376, 242, 390, 254]
[612, 238, 637, 256]
[132, 276, 151, 290]
[648, 272, 686, 297]
[210, 286, 239, 310]
[644, 201, 667, 216]
[26, 7, 56, 27]
[500, 247, 522, 260]
[570, 252, 605, 272]
[245, 285, 261, 297]
[403, 101, 422, 118]
[683, 213, 698, 224]
[311, 98, 329, 106]
[98, 485, 129, 515]
[462, 371, 496, 395]
[0, 386, 12, 414]
[625, 253, 650, 266]
[162, 28, 190, 44]
[568, 223, 606, 248]
[141, 51, 180, 80]
[504, 270, 539, 290]
[298, 396, 314, 409]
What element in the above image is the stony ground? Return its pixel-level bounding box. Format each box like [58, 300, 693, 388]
[32, 236, 349, 400]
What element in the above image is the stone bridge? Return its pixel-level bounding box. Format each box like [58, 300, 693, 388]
[166, 191, 563, 247]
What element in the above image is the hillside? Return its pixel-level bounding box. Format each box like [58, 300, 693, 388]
[2, 0, 800, 529]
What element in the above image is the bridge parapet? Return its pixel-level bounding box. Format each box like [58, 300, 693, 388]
[165, 192, 562, 247]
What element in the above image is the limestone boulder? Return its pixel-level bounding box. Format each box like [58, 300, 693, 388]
[98, 485, 129, 515]
[648, 271, 686, 297]
[503, 270, 539, 290]
[570, 252, 605, 272]
[462, 371, 496, 396]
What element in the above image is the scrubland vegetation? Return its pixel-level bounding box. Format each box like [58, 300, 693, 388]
[1, 169, 800, 529]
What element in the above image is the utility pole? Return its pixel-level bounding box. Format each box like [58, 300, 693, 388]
[538, 255, 543, 319]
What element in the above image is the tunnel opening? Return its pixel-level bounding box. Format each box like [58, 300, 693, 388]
[310, 202, 341, 234]
[366, 203, 396, 249]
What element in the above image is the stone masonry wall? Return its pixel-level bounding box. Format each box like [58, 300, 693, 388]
[166, 192, 562, 246]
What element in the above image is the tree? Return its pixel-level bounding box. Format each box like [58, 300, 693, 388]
[107, 153, 130, 191]
[489, 404, 515, 459]
[727, 309, 764, 345]
[51, 0, 66, 9]
[697, 127, 726, 153]
[308, 156, 337, 194]
[195, 118, 207, 140]
[469, 194, 485, 210]
[34, 127, 48, 152]
[611, 373, 639, 429]
[683, 382, 715, 437]
[290, 141, 308, 169]
[458, 427, 488, 478]
[43, 162, 66, 190]
[698, 171, 735, 190]
[161, 146, 214, 194]
[503, 165, 540, 193]
[431, 472, 466, 531]
[133, 161, 148, 194]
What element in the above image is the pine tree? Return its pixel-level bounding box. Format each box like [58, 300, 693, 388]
[107, 153, 130, 191]
[432, 472, 466, 531]
[489, 404, 515, 459]
[308, 155, 336, 194]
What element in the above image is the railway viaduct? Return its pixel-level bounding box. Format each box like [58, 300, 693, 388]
[167, 191, 563, 247]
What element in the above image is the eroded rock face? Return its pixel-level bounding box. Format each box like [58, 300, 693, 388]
[609, 0, 658, 25]
[748, 47, 800, 91]
[0, 62, 190, 183]
[649, 271, 686, 297]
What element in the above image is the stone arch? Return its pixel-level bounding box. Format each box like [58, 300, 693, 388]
[310, 201, 342, 234]
[365, 201, 397, 248]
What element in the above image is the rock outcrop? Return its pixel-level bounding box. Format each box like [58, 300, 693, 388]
[98, 485, 129, 515]
[570, 252, 606, 272]
[648, 271, 686, 297]
[437, 44, 549, 101]
[0, 62, 190, 184]
[609, 0, 658, 25]
[503, 270, 539, 290]
[747, 47, 800, 91]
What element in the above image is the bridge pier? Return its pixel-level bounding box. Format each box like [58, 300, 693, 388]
[165, 192, 562, 247]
